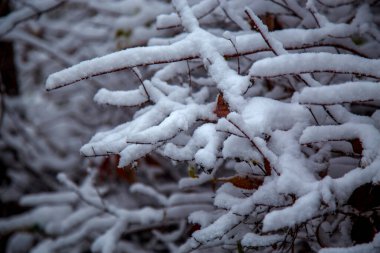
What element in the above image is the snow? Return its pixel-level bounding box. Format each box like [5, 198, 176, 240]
[6, 232, 35, 253]
[241, 97, 310, 134]
[20, 192, 78, 206]
[168, 192, 213, 205]
[222, 135, 254, 160]
[45, 24, 359, 91]
[192, 212, 241, 242]
[0, 206, 72, 234]
[193, 124, 223, 168]
[262, 191, 321, 231]
[250, 53, 380, 79]
[4, 0, 380, 252]
[214, 191, 244, 209]
[46, 39, 197, 90]
[320, 232, 380, 253]
[94, 88, 148, 107]
[244, 8, 287, 55]
[0, 0, 62, 36]
[31, 216, 116, 253]
[47, 207, 101, 234]
[300, 123, 380, 166]
[297, 81, 380, 105]
[188, 210, 217, 228]
[241, 233, 283, 247]
[157, 0, 218, 29]
[178, 172, 214, 189]
[130, 183, 168, 206]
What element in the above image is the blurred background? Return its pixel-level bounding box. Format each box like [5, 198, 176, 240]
[0, 1, 173, 251]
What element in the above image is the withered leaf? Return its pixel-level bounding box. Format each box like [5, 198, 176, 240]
[351, 216, 375, 244]
[214, 93, 230, 118]
[348, 183, 380, 211]
[97, 155, 136, 183]
[189, 223, 201, 235]
[259, 14, 282, 31]
[219, 176, 263, 190]
[349, 138, 363, 154]
[116, 166, 136, 184]
[264, 158, 271, 176]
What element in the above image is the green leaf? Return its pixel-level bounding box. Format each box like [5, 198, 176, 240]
[115, 29, 132, 39]
[187, 165, 198, 178]
[237, 240, 244, 253]
[351, 35, 366, 45]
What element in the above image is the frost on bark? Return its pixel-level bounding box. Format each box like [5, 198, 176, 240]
[1, 0, 380, 253]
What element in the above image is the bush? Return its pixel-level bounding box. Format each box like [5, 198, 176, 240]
[1, 0, 380, 252]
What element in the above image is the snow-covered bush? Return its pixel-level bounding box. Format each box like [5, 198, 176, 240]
[2, 0, 380, 252]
